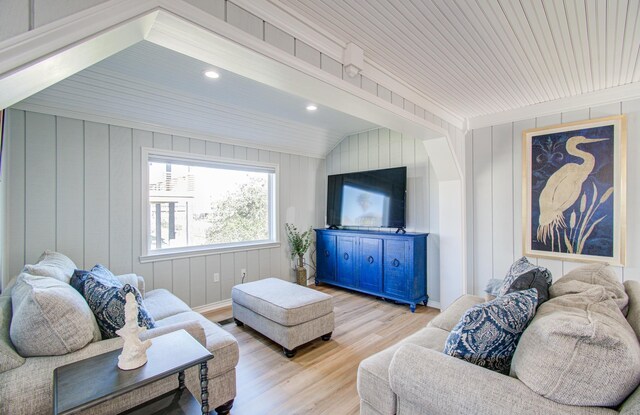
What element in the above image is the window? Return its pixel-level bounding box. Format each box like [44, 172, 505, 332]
[143, 150, 278, 259]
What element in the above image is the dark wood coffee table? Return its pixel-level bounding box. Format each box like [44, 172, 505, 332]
[53, 329, 213, 415]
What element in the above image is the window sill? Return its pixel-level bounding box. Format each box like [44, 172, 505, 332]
[139, 241, 281, 263]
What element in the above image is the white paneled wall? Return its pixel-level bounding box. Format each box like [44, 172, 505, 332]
[4, 109, 324, 306]
[468, 98, 640, 296]
[325, 128, 440, 304]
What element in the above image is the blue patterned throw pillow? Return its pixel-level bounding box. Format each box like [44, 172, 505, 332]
[443, 289, 538, 374]
[83, 277, 155, 339]
[70, 264, 120, 296]
[498, 257, 552, 305]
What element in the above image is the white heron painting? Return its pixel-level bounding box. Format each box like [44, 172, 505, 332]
[523, 116, 626, 265]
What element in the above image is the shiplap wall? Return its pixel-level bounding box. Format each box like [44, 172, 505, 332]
[325, 128, 440, 304]
[3, 109, 325, 306]
[468, 98, 640, 296]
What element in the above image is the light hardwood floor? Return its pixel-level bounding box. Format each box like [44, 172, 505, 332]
[204, 285, 439, 415]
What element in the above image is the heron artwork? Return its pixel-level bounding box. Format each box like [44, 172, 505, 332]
[535, 135, 613, 254]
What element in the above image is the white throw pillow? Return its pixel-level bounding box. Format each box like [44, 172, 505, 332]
[10, 273, 101, 356]
[22, 250, 77, 284]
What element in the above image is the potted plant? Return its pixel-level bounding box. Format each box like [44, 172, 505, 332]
[285, 223, 313, 285]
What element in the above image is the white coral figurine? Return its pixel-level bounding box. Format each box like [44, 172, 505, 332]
[116, 292, 152, 370]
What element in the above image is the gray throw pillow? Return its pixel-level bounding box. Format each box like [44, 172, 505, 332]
[10, 273, 101, 357]
[22, 250, 77, 284]
[551, 263, 628, 315]
[499, 257, 552, 305]
[511, 286, 640, 407]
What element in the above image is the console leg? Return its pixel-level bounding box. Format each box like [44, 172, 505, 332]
[283, 347, 297, 358]
[321, 332, 332, 341]
[215, 399, 234, 415]
[410, 303, 416, 313]
[199, 363, 209, 415]
[234, 318, 244, 327]
[314, 279, 320, 286]
[422, 300, 428, 307]
[178, 370, 185, 390]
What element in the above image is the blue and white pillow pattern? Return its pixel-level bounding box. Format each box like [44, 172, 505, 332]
[498, 257, 552, 305]
[443, 288, 538, 374]
[70, 264, 119, 295]
[71, 264, 155, 339]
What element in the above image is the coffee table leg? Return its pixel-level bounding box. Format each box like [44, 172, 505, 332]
[178, 370, 185, 390]
[200, 362, 209, 415]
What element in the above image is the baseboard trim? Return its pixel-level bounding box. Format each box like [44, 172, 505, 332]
[192, 299, 232, 314]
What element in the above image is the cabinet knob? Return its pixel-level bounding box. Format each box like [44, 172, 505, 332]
[367, 256, 374, 264]
[343, 253, 349, 260]
[392, 258, 400, 267]
[324, 250, 330, 257]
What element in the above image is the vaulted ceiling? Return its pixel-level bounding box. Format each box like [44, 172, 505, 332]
[274, 0, 640, 119]
[17, 41, 377, 158]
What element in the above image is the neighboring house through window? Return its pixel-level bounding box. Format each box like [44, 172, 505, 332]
[142, 149, 278, 260]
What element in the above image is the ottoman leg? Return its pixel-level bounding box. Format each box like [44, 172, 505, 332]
[283, 347, 297, 358]
[234, 318, 244, 327]
[321, 332, 332, 341]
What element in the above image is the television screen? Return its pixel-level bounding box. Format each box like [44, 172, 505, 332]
[327, 167, 406, 229]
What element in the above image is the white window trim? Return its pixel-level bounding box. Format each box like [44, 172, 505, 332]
[140, 147, 279, 262]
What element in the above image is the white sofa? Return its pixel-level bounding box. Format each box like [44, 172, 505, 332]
[0, 254, 239, 415]
[357, 265, 640, 415]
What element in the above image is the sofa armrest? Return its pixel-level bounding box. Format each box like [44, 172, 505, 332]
[140, 322, 206, 347]
[115, 274, 145, 297]
[389, 344, 617, 415]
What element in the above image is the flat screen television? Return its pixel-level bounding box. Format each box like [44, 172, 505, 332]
[326, 167, 407, 229]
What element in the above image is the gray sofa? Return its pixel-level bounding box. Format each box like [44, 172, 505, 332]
[0, 253, 239, 415]
[357, 265, 640, 415]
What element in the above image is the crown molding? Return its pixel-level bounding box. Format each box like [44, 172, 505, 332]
[468, 82, 640, 130]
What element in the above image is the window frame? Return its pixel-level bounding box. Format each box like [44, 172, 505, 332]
[140, 148, 279, 262]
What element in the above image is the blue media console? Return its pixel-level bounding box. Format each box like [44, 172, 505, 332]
[314, 229, 428, 312]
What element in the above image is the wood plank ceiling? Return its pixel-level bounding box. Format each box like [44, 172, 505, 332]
[17, 41, 377, 158]
[275, 0, 640, 119]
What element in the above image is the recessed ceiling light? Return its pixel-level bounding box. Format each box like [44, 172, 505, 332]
[204, 70, 220, 79]
[306, 104, 318, 111]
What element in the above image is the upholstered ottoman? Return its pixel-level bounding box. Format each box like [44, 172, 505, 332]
[231, 278, 334, 357]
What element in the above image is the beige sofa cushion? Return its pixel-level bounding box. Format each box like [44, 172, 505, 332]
[0, 296, 24, 372]
[511, 285, 640, 406]
[156, 311, 239, 377]
[357, 327, 450, 415]
[427, 294, 485, 332]
[10, 274, 101, 356]
[551, 263, 628, 314]
[144, 289, 192, 321]
[22, 250, 77, 284]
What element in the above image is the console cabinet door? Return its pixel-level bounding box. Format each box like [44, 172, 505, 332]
[384, 240, 410, 297]
[358, 237, 383, 292]
[337, 236, 356, 285]
[317, 233, 337, 281]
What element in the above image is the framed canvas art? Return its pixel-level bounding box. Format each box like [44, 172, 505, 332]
[522, 115, 626, 265]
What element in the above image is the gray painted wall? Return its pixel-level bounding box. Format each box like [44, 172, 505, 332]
[3, 109, 325, 306]
[467, 98, 640, 296]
